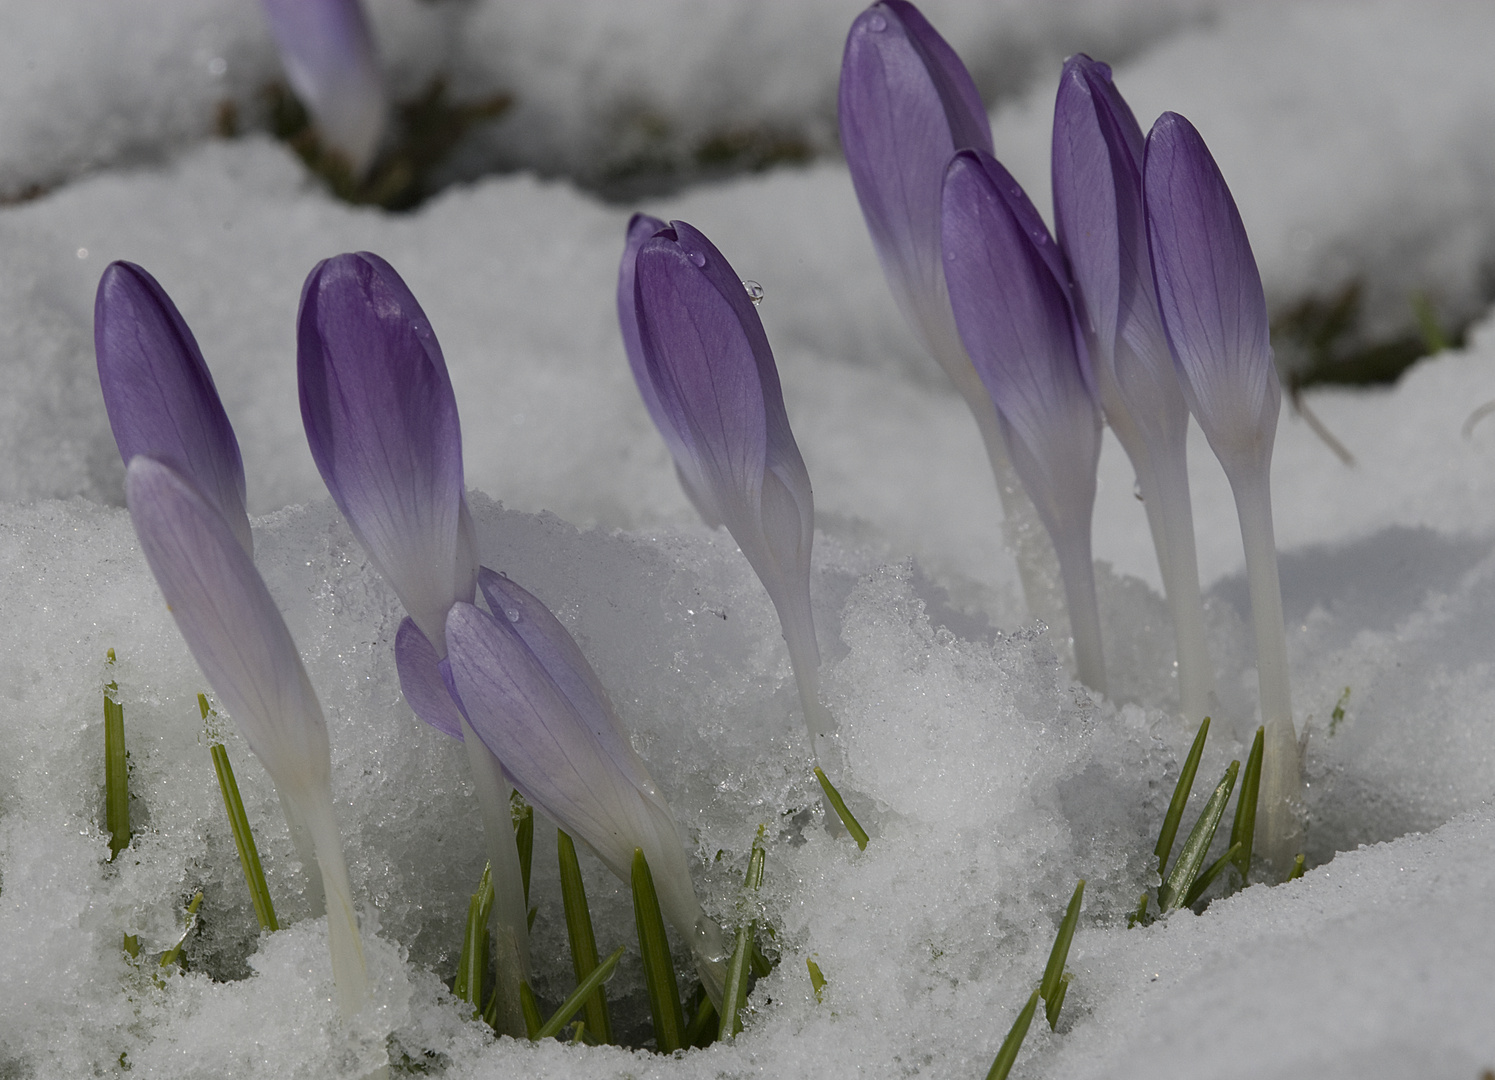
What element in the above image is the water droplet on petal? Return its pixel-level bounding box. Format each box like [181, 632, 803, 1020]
[868, 13, 887, 31]
[1133, 481, 1144, 502]
[505, 608, 520, 623]
[742, 279, 765, 306]
[689, 250, 706, 268]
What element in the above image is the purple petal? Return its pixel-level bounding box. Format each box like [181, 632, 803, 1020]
[838, 1, 991, 357]
[633, 221, 816, 644]
[95, 261, 251, 556]
[1144, 111, 1280, 466]
[394, 616, 466, 739]
[258, 0, 385, 174]
[298, 251, 477, 654]
[941, 148, 1101, 536]
[443, 602, 685, 890]
[125, 456, 330, 798]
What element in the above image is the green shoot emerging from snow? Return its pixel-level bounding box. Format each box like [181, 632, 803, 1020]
[203, 695, 277, 932]
[103, 649, 130, 861]
[720, 826, 768, 1040]
[632, 847, 687, 1052]
[558, 830, 613, 1043]
[815, 767, 869, 849]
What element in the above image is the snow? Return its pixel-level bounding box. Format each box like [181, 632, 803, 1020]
[3, 2, 1495, 1078]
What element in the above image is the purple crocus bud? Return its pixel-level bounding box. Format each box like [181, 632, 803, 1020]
[632, 220, 832, 745]
[941, 148, 1106, 692]
[1145, 111, 1299, 871]
[618, 213, 722, 528]
[259, 0, 386, 175]
[298, 251, 478, 662]
[126, 455, 368, 1017]
[1052, 56, 1214, 721]
[444, 577, 727, 1004]
[95, 261, 252, 557]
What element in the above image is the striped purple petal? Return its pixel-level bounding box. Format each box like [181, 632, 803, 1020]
[298, 251, 477, 656]
[394, 616, 466, 739]
[95, 261, 251, 556]
[838, 0, 992, 362]
[1144, 111, 1280, 471]
[259, 0, 386, 174]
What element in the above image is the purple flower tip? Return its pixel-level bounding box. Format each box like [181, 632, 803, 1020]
[1144, 111, 1279, 466]
[298, 251, 477, 655]
[95, 261, 251, 557]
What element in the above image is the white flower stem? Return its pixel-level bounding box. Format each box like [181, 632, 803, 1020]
[1149, 440, 1216, 723]
[294, 785, 370, 1021]
[1052, 531, 1106, 695]
[1227, 463, 1302, 871]
[460, 716, 531, 1037]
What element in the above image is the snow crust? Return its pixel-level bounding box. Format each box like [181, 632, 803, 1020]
[2, 2, 1495, 1078]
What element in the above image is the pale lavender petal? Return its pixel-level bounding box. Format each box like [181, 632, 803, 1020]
[298, 251, 477, 654]
[95, 261, 251, 556]
[259, 0, 386, 174]
[941, 148, 1101, 535]
[395, 616, 466, 740]
[125, 456, 330, 800]
[1145, 111, 1280, 467]
[838, 1, 991, 355]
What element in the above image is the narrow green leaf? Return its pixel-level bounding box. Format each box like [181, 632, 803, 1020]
[104, 651, 130, 861]
[513, 797, 534, 906]
[986, 988, 1040, 1080]
[1126, 892, 1149, 929]
[632, 848, 686, 1053]
[814, 767, 869, 850]
[1183, 841, 1242, 908]
[158, 891, 204, 969]
[1287, 853, 1306, 881]
[122, 933, 140, 959]
[568, 1021, 587, 1045]
[1047, 974, 1070, 1030]
[682, 987, 718, 1048]
[519, 981, 541, 1040]
[558, 830, 613, 1044]
[455, 862, 494, 1014]
[1228, 726, 1264, 885]
[1040, 879, 1084, 1029]
[1159, 760, 1239, 912]
[1155, 716, 1210, 879]
[535, 945, 627, 1041]
[209, 739, 278, 932]
[719, 829, 768, 1040]
[807, 958, 826, 1003]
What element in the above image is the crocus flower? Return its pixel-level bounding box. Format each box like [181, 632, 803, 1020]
[95, 261, 252, 556]
[1144, 110, 1300, 870]
[259, 0, 386, 176]
[1052, 56, 1215, 721]
[297, 251, 530, 1030]
[631, 220, 834, 748]
[444, 569, 727, 1006]
[618, 213, 722, 528]
[838, 0, 1058, 621]
[941, 148, 1106, 692]
[126, 455, 368, 1018]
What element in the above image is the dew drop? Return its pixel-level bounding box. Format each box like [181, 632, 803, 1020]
[1133, 481, 1144, 502]
[505, 608, 520, 623]
[742, 279, 765, 306]
[868, 13, 887, 31]
[689, 250, 706, 268]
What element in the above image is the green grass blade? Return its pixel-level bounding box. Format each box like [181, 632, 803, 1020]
[1155, 716, 1210, 878]
[719, 830, 768, 1040]
[632, 848, 686, 1052]
[454, 862, 494, 1014]
[158, 891, 204, 969]
[1183, 841, 1242, 908]
[104, 650, 130, 861]
[807, 958, 826, 1002]
[209, 742, 278, 931]
[814, 767, 868, 850]
[1287, 853, 1306, 880]
[986, 988, 1040, 1080]
[535, 945, 626, 1041]
[1126, 892, 1150, 929]
[682, 987, 718, 1048]
[558, 830, 613, 1044]
[1040, 879, 1084, 1029]
[519, 981, 542, 1039]
[513, 797, 534, 906]
[1159, 760, 1239, 912]
[1048, 974, 1070, 1028]
[1228, 726, 1264, 884]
